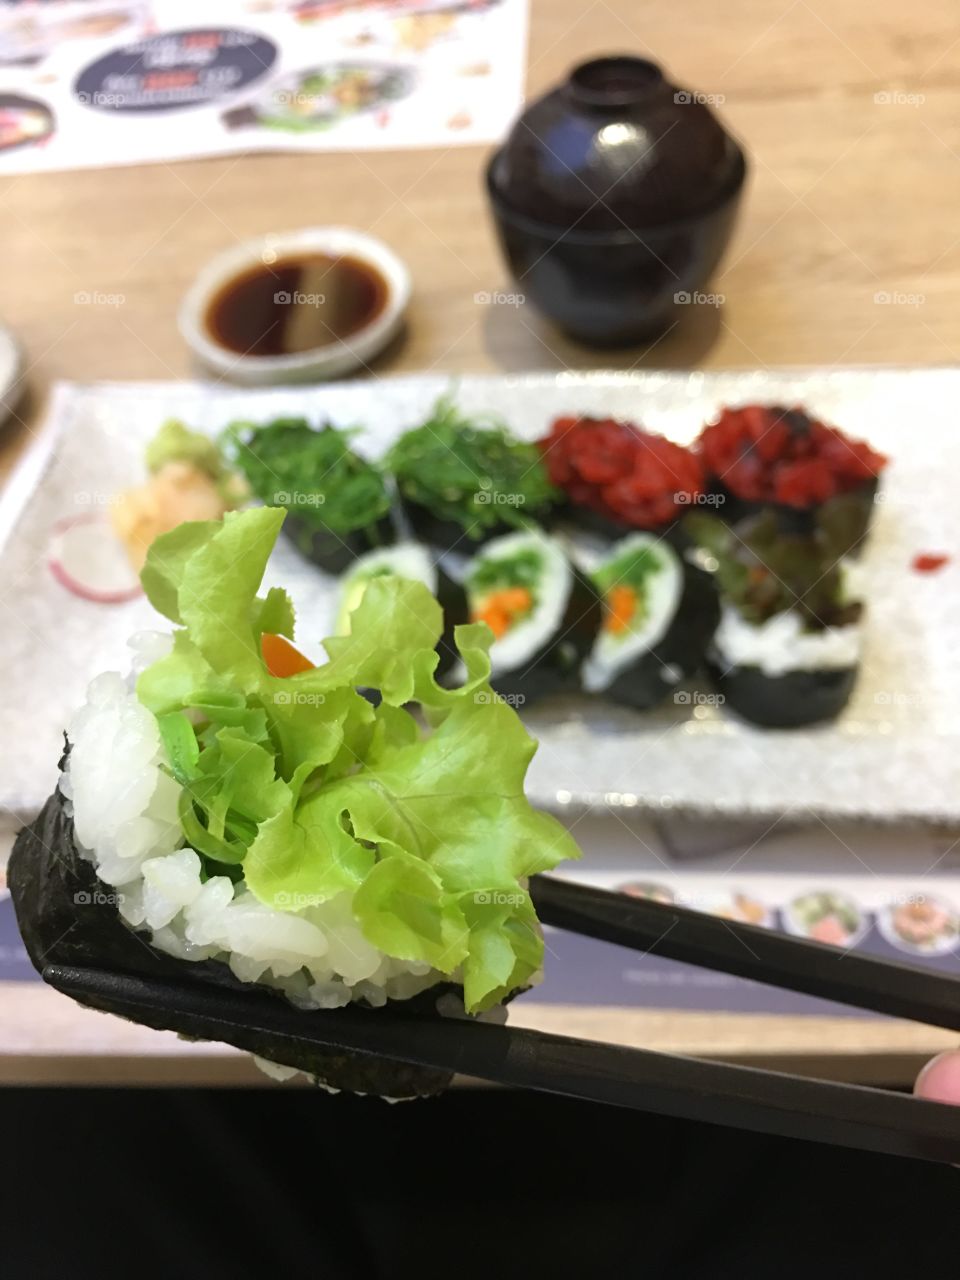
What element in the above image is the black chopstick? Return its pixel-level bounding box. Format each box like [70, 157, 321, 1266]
[530, 876, 960, 1031]
[44, 963, 960, 1164]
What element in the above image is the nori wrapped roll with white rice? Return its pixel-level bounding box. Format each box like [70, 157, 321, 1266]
[582, 534, 719, 710]
[460, 529, 602, 703]
[10, 508, 579, 1095]
[686, 510, 864, 728]
[537, 414, 707, 549]
[335, 542, 467, 677]
[222, 418, 395, 574]
[696, 405, 887, 550]
[385, 396, 558, 551]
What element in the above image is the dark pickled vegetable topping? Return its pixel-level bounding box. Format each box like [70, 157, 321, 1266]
[539, 416, 704, 530]
[697, 404, 887, 507]
[387, 397, 557, 535]
[222, 418, 392, 535]
[685, 509, 863, 630]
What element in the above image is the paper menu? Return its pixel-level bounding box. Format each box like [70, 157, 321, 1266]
[0, 0, 528, 172]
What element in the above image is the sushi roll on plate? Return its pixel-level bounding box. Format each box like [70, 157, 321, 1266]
[336, 541, 468, 676]
[695, 404, 887, 549]
[581, 533, 719, 710]
[707, 608, 861, 728]
[538, 414, 707, 547]
[385, 396, 558, 552]
[461, 529, 602, 703]
[9, 508, 579, 1097]
[686, 511, 864, 728]
[223, 417, 395, 574]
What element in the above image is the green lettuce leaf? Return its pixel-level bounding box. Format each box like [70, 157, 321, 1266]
[352, 852, 470, 973]
[135, 506, 580, 1013]
[137, 631, 224, 715]
[141, 520, 221, 624]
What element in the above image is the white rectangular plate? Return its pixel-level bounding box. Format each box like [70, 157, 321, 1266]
[1, 370, 958, 826]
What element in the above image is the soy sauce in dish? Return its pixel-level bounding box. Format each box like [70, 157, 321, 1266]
[205, 253, 389, 357]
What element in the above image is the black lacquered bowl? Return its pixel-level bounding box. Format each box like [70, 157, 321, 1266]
[485, 55, 748, 347]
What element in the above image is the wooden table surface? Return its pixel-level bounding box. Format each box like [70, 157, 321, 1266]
[2, 0, 958, 1084]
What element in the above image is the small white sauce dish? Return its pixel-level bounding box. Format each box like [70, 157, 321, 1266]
[178, 226, 411, 385]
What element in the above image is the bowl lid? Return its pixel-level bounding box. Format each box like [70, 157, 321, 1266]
[490, 56, 742, 232]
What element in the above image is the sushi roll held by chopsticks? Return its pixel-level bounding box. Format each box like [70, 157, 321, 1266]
[582, 534, 719, 710]
[686, 510, 865, 728]
[9, 508, 579, 1096]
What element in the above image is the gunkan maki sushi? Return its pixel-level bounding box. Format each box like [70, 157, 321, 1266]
[582, 533, 719, 710]
[335, 541, 468, 676]
[461, 529, 602, 703]
[686, 510, 864, 728]
[222, 417, 395, 574]
[695, 404, 888, 548]
[538, 414, 707, 545]
[9, 508, 579, 1096]
[385, 396, 558, 551]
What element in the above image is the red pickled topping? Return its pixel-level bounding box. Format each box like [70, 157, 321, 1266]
[696, 405, 887, 507]
[912, 552, 950, 573]
[539, 416, 703, 529]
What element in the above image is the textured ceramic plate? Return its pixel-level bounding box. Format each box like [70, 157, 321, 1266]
[1, 370, 957, 826]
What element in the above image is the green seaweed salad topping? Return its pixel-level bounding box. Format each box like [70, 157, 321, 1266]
[685, 505, 864, 630]
[136, 507, 579, 1013]
[386, 396, 558, 536]
[222, 418, 392, 535]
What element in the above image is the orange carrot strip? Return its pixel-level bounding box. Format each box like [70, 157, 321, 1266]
[474, 604, 511, 639]
[261, 632, 315, 677]
[604, 585, 637, 634]
[494, 587, 533, 612]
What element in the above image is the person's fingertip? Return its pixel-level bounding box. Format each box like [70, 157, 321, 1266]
[915, 1050, 960, 1104]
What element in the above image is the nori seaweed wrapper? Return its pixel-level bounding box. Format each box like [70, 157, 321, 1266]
[705, 656, 859, 728]
[9, 774, 456, 1099]
[283, 511, 397, 576]
[554, 502, 695, 554]
[488, 567, 603, 705]
[398, 498, 518, 554]
[434, 567, 469, 677]
[596, 564, 720, 711]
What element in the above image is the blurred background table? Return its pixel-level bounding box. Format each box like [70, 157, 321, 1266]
[2, 0, 959, 1084]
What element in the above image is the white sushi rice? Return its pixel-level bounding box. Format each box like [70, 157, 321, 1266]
[465, 530, 571, 674]
[60, 643, 446, 1014]
[582, 534, 683, 693]
[712, 605, 862, 677]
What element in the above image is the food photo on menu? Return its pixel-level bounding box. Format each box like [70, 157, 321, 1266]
[0, 1, 958, 1277]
